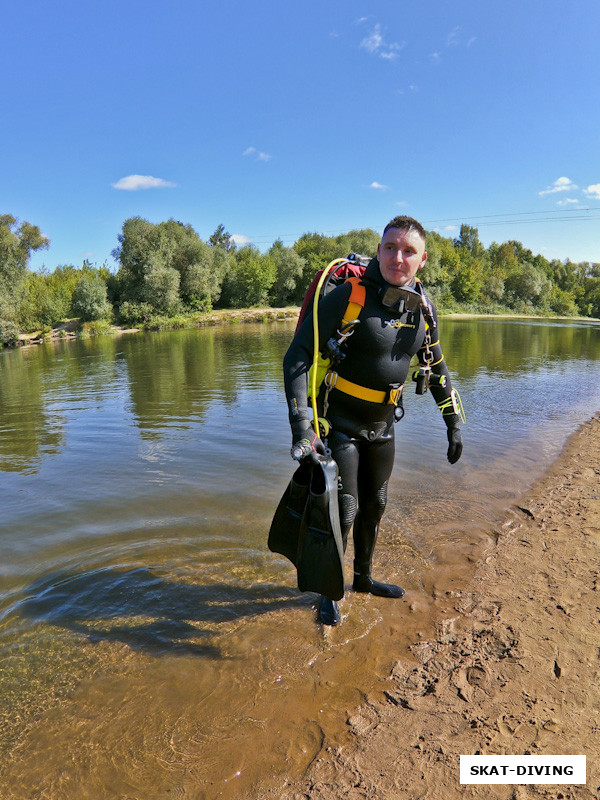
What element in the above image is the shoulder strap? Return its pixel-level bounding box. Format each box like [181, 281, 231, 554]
[341, 277, 366, 328]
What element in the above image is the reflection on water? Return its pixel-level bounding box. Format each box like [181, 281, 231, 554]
[0, 317, 599, 798]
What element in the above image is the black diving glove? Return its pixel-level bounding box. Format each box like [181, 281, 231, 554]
[446, 425, 463, 464]
[291, 420, 326, 463]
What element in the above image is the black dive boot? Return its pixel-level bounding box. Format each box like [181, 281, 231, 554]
[353, 573, 405, 598]
[352, 515, 405, 599]
[318, 596, 340, 625]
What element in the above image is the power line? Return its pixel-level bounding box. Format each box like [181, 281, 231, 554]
[424, 207, 600, 224]
[241, 206, 600, 245]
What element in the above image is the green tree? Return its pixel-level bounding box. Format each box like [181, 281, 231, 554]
[488, 242, 519, 279]
[504, 262, 552, 310]
[454, 224, 485, 259]
[422, 232, 455, 298]
[581, 273, 600, 318]
[432, 235, 462, 305]
[481, 274, 505, 304]
[47, 264, 86, 317]
[0, 215, 49, 322]
[177, 237, 226, 311]
[0, 319, 19, 346]
[112, 217, 224, 314]
[451, 255, 484, 304]
[334, 228, 380, 260]
[18, 270, 67, 330]
[208, 224, 234, 251]
[267, 240, 306, 306]
[221, 246, 275, 307]
[71, 272, 112, 321]
[294, 232, 340, 287]
[507, 240, 535, 266]
[142, 257, 181, 314]
[549, 286, 578, 316]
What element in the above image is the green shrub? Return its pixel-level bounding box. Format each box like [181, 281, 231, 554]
[143, 313, 190, 331]
[79, 319, 114, 338]
[117, 301, 154, 326]
[0, 319, 20, 347]
[18, 272, 70, 331]
[71, 273, 112, 321]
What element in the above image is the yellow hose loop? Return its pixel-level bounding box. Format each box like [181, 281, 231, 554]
[311, 258, 348, 438]
[317, 417, 331, 436]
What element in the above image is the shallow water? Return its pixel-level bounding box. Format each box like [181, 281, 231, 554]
[0, 318, 599, 798]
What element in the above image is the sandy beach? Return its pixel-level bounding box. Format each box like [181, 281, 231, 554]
[257, 412, 600, 800]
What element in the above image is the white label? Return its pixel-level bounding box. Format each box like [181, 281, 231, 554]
[460, 755, 586, 784]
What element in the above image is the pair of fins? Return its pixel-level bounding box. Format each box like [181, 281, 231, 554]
[268, 454, 345, 602]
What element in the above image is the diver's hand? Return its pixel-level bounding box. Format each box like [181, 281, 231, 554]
[446, 426, 463, 464]
[291, 421, 326, 463]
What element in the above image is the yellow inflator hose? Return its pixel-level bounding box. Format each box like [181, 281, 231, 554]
[310, 258, 347, 438]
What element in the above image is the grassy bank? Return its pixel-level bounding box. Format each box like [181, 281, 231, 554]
[13, 304, 598, 350]
[16, 307, 301, 348]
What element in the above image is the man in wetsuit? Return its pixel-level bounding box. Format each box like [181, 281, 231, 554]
[283, 216, 463, 625]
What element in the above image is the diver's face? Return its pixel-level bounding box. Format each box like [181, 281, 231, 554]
[377, 227, 427, 286]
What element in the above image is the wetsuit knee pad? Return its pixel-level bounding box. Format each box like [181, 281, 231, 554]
[375, 483, 388, 512]
[359, 483, 388, 524]
[338, 492, 358, 529]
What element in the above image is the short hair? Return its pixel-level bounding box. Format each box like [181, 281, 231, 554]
[382, 215, 427, 242]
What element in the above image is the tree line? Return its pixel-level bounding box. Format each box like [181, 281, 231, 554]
[1, 213, 599, 345]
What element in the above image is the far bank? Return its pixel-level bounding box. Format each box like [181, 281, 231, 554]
[13, 305, 599, 351]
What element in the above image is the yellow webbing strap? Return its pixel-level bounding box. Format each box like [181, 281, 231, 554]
[325, 373, 403, 406]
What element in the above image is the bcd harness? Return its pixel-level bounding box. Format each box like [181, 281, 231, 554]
[306, 258, 462, 440]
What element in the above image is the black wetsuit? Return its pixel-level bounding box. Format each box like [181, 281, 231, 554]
[283, 257, 460, 585]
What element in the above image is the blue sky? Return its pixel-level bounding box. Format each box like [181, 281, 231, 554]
[3, 0, 599, 271]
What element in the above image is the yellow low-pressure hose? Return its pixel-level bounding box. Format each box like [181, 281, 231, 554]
[310, 258, 347, 438]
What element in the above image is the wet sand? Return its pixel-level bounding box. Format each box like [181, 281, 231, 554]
[256, 413, 600, 800]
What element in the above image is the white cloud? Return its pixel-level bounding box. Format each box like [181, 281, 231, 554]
[432, 225, 458, 235]
[467, 36, 477, 47]
[360, 23, 404, 60]
[446, 26, 461, 46]
[360, 25, 383, 53]
[243, 146, 272, 162]
[538, 176, 578, 196]
[369, 181, 389, 191]
[557, 198, 579, 206]
[230, 234, 252, 247]
[583, 183, 600, 200]
[430, 51, 441, 63]
[112, 174, 177, 191]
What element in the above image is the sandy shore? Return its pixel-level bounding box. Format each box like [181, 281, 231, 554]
[258, 413, 600, 800]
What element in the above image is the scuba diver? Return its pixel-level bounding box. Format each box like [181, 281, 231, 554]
[276, 216, 463, 626]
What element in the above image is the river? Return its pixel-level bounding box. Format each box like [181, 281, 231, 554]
[0, 317, 599, 799]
